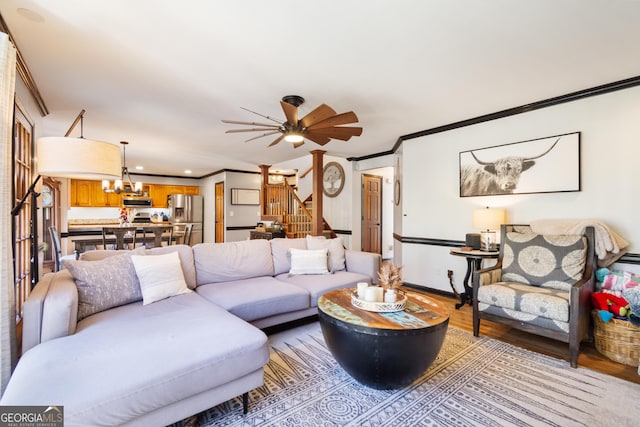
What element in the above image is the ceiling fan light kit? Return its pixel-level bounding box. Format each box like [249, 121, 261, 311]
[284, 132, 304, 143]
[223, 95, 362, 148]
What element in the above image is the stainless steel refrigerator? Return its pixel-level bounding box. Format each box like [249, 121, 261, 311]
[168, 194, 203, 245]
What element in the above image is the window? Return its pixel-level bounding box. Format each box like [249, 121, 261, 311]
[13, 105, 35, 321]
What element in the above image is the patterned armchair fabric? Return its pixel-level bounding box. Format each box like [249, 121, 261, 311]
[473, 224, 596, 368]
[501, 229, 587, 290]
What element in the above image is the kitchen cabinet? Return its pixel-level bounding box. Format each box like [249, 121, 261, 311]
[70, 180, 92, 206]
[149, 184, 200, 208]
[70, 180, 121, 207]
[149, 185, 167, 208]
[93, 185, 122, 207]
[71, 180, 198, 208]
[150, 184, 200, 208]
[184, 186, 199, 195]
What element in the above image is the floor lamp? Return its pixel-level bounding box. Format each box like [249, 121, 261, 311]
[11, 110, 121, 286]
[12, 110, 121, 214]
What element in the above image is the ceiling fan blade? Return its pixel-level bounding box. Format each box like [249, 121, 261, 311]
[239, 107, 284, 124]
[280, 101, 298, 125]
[245, 131, 281, 142]
[307, 126, 363, 141]
[268, 135, 285, 147]
[293, 141, 305, 149]
[305, 112, 359, 130]
[222, 119, 281, 128]
[300, 104, 337, 128]
[226, 128, 281, 133]
[304, 133, 331, 146]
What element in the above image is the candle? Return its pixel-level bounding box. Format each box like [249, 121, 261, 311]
[372, 286, 384, 302]
[357, 282, 369, 299]
[384, 289, 397, 303]
[364, 287, 378, 302]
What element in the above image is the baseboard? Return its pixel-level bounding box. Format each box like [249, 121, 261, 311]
[403, 282, 458, 300]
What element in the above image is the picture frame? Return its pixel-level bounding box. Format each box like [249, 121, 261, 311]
[231, 188, 260, 205]
[323, 162, 345, 197]
[459, 132, 581, 197]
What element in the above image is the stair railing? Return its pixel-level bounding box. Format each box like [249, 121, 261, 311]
[263, 181, 336, 238]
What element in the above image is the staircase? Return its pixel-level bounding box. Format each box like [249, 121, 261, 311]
[262, 181, 336, 239]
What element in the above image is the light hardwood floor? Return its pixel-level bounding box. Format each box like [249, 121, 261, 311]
[422, 291, 640, 384]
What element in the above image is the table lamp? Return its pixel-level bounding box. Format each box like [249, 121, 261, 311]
[472, 207, 506, 251]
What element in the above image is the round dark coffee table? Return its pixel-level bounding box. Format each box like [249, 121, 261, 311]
[317, 288, 449, 389]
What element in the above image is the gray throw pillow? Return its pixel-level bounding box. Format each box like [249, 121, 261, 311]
[63, 251, 143, 320]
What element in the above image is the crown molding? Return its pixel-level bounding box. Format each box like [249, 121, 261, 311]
[0, 13, 48, 116]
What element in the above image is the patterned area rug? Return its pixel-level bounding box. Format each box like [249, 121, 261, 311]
[195, 322, 640, 426]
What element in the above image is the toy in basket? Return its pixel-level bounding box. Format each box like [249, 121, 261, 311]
[591, 288, 640, 367]
[592, 310, 640, 366]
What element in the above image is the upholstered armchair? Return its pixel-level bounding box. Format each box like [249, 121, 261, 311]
[472, 224, 596, 367]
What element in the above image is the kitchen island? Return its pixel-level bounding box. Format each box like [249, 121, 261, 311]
[66, 223, 184, 258]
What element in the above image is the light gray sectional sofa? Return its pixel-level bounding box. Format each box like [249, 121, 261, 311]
[1, 237, 380, 427]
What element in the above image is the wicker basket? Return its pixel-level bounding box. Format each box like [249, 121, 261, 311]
[351, 291, 407, 312]
[592, 311, 640, 367]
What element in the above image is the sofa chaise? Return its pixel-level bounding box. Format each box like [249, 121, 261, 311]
[0, 237, 380, 426]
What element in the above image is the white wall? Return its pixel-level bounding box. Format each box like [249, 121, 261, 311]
[200, 170, 264, 242]
[398, 85, 640, 293]
[225, 171, 262, 241]
[275, 154, 355, 248]
[200, 171, 224, 243]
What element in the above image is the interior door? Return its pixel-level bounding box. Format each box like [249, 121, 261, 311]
[362, 174, 382, 254]
[215, 182, 224, 243]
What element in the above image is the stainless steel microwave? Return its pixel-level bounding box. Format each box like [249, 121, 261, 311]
[122, 197, 153, 207]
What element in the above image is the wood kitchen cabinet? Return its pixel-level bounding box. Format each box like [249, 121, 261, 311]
[93, 184, 122, 207]
[149, 185, 200, 208]
[70, 180, 121, 207]
[149, 185, 167, 208]
[71, 180, 198, 208]
[70, 180, 92, 206]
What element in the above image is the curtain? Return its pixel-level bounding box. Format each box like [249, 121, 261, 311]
[0, 32, 17, 395]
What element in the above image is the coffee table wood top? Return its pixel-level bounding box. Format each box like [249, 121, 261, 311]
[318, 288, 449, 330]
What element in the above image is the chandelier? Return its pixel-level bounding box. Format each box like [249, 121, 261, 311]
[102, 141, 143, 195]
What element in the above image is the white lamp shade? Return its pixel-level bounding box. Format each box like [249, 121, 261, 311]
[472, 207, 506, 231]
[37, 137, 122, 180]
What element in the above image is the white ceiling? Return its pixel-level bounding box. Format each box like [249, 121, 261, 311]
[1, 1, 640, 177]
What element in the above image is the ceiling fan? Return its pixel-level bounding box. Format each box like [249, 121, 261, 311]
[222, 95, 363, 148]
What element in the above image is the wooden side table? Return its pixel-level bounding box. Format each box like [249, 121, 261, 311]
[449, 248, 498, 310]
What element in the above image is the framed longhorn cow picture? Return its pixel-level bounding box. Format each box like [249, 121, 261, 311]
[459, 132, 581, 197]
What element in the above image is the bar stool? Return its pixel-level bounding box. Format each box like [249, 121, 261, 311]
[102, 227, 137, 250]
[183, 224, 193, 246]
[48, 226, 76, 271]
[141, 226, 173, 248]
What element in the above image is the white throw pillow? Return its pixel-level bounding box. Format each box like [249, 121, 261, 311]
[306, 236, 346, 272]
[131, 251, 192, 305]
[289, 248, 329, 275]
